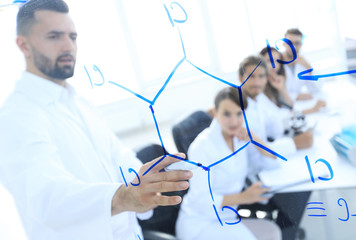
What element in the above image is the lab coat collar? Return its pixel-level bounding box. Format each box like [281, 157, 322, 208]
[246, 93, 268, 108]
[16, 71, 76, 106]
[209, 118, 245, 153]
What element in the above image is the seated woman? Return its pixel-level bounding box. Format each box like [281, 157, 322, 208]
[175, 87, 281, 240]
[260, 47, 325, 115]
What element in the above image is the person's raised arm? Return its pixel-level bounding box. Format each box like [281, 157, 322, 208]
[111, 154, 192, 215]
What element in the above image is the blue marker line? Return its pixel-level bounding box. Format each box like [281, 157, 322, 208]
[208, 141, 250, 168]
[186, 59, 239, 88]
[275, 38, 297, 65]
[84, 66, 94, 88]
[238, 87, 253, 140]
[178, 28, 186, 58]
[308, 214, 327, 217]
[108, 81, 152, 105]
[305, 155, 315, 183]
[163, 3, 174, 27]
[168, 153, 209, 171]
[298, 68, 356, 81]
[128, 168, 141, 186]
[240, 61, 262, 87]
[307, 207, 326, 210]
[207, 169, 214, 202]
[137, 234, 142, 240]
[149, 105, 165, 149]
[119, 166, 128, 187]
[0, 0, 25, 7]
[170, 2, 188, 24]
[92, 65, 105, 86]
[143, 155, 166, 176]
[307, 202, 324, 205]
[164, 2, 188, 28]
[152, 57, 186, 104]
[222, 206, 242, 225]
[338, 198, 350, 222]
[251, 140, 287, 161]
[265, 39, 275, 69]
[315, 158, 334, 181]
[212, 204, 223, 226]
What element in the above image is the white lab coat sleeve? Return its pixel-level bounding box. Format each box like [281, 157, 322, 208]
[246, 145, 281, 176]
[262, 99, 297, 157]
[0, 111, 121, 236]
[187, 144, 224, 215]
[108, 133, 153, 220]
[269, 137, 297, 157]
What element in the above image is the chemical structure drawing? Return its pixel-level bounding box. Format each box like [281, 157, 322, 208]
[84, 1, 291, 227]
[0, 1, 347, 239]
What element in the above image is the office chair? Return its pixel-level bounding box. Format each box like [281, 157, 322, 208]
[172, 110, 213, 156]
[135, 143, 187, 240]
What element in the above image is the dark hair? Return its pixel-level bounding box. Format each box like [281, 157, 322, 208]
[259, 47, 286, 108]
[238, 55, 267, 78]
[259, 47, 286, 77]
[17, 0, 69, 36]
[214, 87, 248, 110]
[285, 28, 303, 37]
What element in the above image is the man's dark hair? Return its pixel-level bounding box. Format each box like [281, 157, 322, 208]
[214, 87, 248, 110]
[285, 28, 303, 37]
[238, 55, 267, 78]
[17, 0, 69, 36]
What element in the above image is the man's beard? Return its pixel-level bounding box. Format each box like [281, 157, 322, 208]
[32, 47, 75, 80]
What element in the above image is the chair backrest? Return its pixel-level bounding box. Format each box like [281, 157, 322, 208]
[135, 143, 166, 164]
[172, 110, 213, 156]
[135, 143, 186, 236]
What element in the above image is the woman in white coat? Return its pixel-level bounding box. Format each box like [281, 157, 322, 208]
[176, 87, 282, 240]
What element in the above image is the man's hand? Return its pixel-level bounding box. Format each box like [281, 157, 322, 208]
[111, 153, 193, 216]
[293, 130, 314, 149]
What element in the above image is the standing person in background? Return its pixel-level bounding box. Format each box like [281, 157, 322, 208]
[0, 1, 192, 239]
[260, 46, 326, 115]
[282, 28, 326, 106]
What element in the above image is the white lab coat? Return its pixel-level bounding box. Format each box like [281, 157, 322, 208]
[285, 63, 321, 101]
[176, 119, 276, 240]
[0, 72, 148, 240]
[245, 93, 296, 176]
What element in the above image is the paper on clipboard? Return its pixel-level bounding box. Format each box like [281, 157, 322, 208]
[259, 159, 330, 194]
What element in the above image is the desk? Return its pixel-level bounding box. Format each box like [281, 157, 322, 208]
[259, 78, 356, 240]
[260, 78, 356, 193]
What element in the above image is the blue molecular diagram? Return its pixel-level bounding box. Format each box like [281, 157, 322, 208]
[81, 2, 345, 233]
[84, 1, 290, 225]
